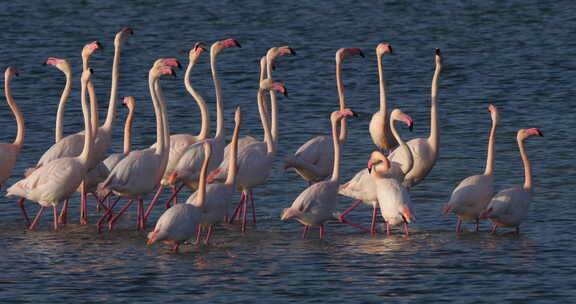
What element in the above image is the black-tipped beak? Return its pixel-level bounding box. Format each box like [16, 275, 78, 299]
[368, 166, 372, 174]
[42, 61, 47, 66]
[389, 45, 395, 55]
[352, 111, 358, 118]
[126, 28, 134, 35]
[289, 48, 296, 56]
[89, 68, 94, 74]
[283, 88, 288, 98]
[409, 123, 413, 132]
[435, 48, 441, 56]
[234, 40, 242, 48]
[538, 130, 543, 137]
[358, 50, 365, 58]
[171, 70, 177, 78]
[96, 42, 103, 51]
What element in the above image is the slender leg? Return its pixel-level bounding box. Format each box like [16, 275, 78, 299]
[52, 205, 59, 231]
[28, 206, 46, 230]
[241, 191, 248, 233]
[338, 200, 370, 233]
[58, 199, 68, 224]
[319, 224, 325, 240]
[93, 192, 110, 214]
[250, 190, 256, 225]
[229, 192, 245, 224]
[403, 221, 410, 237]
[171, 185, 178, 205]
[475, 218, 480, 232]
[195, 225, 204, 245]
[96, 196, 122, 233]
[370, 204, 379, 234]
[137, 200, 143, 230]
[204, 225, 214, 245]
[108, 200, 134, 231]
[302, 225, 310, 239]
[386, 222, 391, 236]
[143, 184, 166, 224]
[18, 198, 30, 226]
[80, 180, 88, 224]
[456, 218, 462, 233]
[172, 241, 180, 253]
[165, 183, 184, 209]
[491, 224, 498, 234]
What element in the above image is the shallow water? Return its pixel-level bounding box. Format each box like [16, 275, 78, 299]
[0, 0, 574, 302]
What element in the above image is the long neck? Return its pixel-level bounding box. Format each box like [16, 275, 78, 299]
[123, 106, 135, 154]
[225, 119, 240, 185]
[184, 56, 210, 140]
[87, 79, 99, 137]
[518, 138, 533, 190]
[154, 79, 169, 156]
[336, 58, 347, 142]
[149, 73, 164, 156]
[377, 53, 387, 113]
[102, 42, 122, 131]
[484, 118, 497, 175]
[211, 51, 224, 139]
[55, 70, 72, 142]
[266, 56, 279, 148]
[330, 118, 341, 182]
[5, 74, 24, 147]
[197, 147, 211, 207]
[257, 89, 274, 156]
[78, 78, 93, 164]
[391, 118, 413, 175]
[428, 58, 442, 156]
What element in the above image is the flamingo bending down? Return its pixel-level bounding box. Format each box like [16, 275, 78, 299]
[367, 150, 415, 236]
[480, 128, 543, 234]
[369, 43, 397, 151]
[186, 106, 242, 245]
[147, 142, 212, 253]
[6, 68, 95, 230]
[284, 48, 364, 184]
[0, 67, 24, 189]
[147, 39, 241, 215]
[208, 79, 287, 233]
[97, 60, 176, 232]
[443, 104, 499, 232]
[281, 109, 356, 239]
[338, 109, 414, 233]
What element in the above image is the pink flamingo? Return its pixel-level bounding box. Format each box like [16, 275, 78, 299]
[0, 67, 25, 189]
[369, 43, 397, 151]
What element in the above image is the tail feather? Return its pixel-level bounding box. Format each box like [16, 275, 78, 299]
[24, 166, 40, 177]
[281, 208, 300, 221]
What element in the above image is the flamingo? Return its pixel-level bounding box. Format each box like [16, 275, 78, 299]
[185, 106, 242, 245]
[146, 39, 241, 214]
[0, 67, 24, 188]
[208, 79, 287, 233]
[369, 43, 397, 151]
[443, 104, 499, 232]
[480, 128, 543, 234]
[367, 150, 415, 236]
[283, 48, 364, 184]
[43, 58, 72, 143]
[338, 109, 414, 233]
[147, 142, 212, 253]
[281, 109, 356, 240]
[97, 60, 176, 232]
[6, 68, 95, 230]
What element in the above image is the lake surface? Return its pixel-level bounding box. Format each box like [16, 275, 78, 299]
[0, 0, 574, 302]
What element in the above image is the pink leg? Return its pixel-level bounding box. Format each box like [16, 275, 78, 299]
[302, 225, 310, 239]
[229, 192, 246, 224]
[172, 185, 178, 205]
[58, 199, 69, 224]
[195, 225, 204, 245]
[28, 206, 46, 230]
[491, 224, 498, 234]
[204, 225, 214, 245]
[80, 180, 88, 224]
[108, 200, 134, 231]
[319, 224, 325, 240]
[241, 191, 248, 233]
[456, 218, 462, 233]
[403, 221, 410, 237]
[386, 222, 391, 236]
[250, 190, 256, 224]
[164, 183, 184, 209]
[96, 196, 122, 233]
[18, 198, 30, 226]
[338, 200, 370, 233]
[52, 205, 59, 231]
[143, 184, 166, 224]
[172, 241, 180, 253]
[137, 200, 143, 230]
[370, 204, 379, 234]
[93, 192, 110, 213]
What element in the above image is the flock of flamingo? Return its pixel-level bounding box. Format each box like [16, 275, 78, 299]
[0, 28, 542, 252]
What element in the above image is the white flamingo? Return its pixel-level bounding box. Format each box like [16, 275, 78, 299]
[208, 79, 287, 233]
[443, 104, 499, 232]
[186, 106, 242, 245]
[0, 67, 24, 188]
[367, 150, 415, 236]
[283, 48, 364, 184]
[6, 68, 94, 230]
[147, 142, 212, 253]
[369, 43, 397, 151]
[480, 128, 543, 234]
[281, 109, 356, 239]
[339, 109, 414, 233]
[96, 60, 176, 232]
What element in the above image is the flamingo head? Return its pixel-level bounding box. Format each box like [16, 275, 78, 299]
[5, 66, 19, 78]
[158, 66, 177, 78]
[518, 128, 543, 141]
[376, 43, 393, 56]
[83, 41, 103, 57]
[260, 79, 288, 97]
[400, 205, 416, 224]
[267, 46, 296, 63]
[122, 96, 136, 111]
[191, 42, 207, 56]
[367, 150, 390, 174]
[234, 105, 242, 126]
[337, 47, 365, 62]
[115, 27, 134, 46]
[44, 57, 71, 74]
[161, 58, 182, 70]
[435, 48, 443, 65]
[212, 38, 241, 56]
[391, 108, 414, 132]
[488, 104, 499, 123]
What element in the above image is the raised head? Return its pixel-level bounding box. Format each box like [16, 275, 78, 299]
[5, 66, 19, 78]
[211, 38, 241, 56]
[123, 96, 136, 111]
[517, 128, 543, 141]
[435, 48, 443, 65]
[82, 41, 102, 57]
[114, 27, 134, 46]
[190, 42, 207, 59]
[488, 104, 499, 123]
[367, 150, 390, 174]
[390, 108, 414, 131]
[267, 46, 296, 62]
[376, 43, 393, 56]
[336, 47, 365, 62]
[44, 57, 71, 74]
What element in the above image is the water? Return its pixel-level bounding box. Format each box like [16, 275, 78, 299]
[0, 0, 574, 302]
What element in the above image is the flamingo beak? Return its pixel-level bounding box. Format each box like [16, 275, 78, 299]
[367, 161, 373, 174]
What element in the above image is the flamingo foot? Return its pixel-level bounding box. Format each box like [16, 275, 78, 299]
[195, 225, 204, 245]
[171, 241, 181, 253]
[143, 184, 166, 227]
[456, 218, 462, 233]
[491, 224, 498, 235]
[229, 192, 246, 224]
[302, 225, 310, 239]
[338, 200, 370, 233]
[319, 224, 325, 240]
[204, 225, 214, 245]
[108, 200, 133, 231]
[96, 196, 122, 233]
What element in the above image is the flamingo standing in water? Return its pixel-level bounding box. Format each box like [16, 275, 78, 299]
[97, 60, 177, 232]
[186, 106, 242, 245]
[283, 48, 364, 184]
[6, 68, 95, 230]
[146, 39, 241, 216]
[480, 128, 543, 234]
[339, 109, 414, 233]
[147, 142, 212, 253]
[281, 109, 356, 240]
[0, 67, 25, 189]
[369, 43, 397, 151]
[443, 104, 499, 232]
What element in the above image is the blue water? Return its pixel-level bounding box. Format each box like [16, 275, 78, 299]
[0, 1, 574, 302]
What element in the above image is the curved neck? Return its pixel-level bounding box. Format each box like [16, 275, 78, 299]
[257, 89, 274, 156]
[149, 73, 164, 156]
[87, 79, 99, 137]
[330, 117, 341, 182]
[154, 80, 169, 155]
[55, 70, 72, 142]
[484, 118, 497, 175]
[5, 74, 24, 147]
[391, 118, 413, 174]
[377, 53, 387, 113]
[102, 41, 123, 131]
[184, 56, 210, 140]
[78, 78, 93, 164]
[225, 117, 240, 185]
[428, 58, 442, 156]
[210, 51, 224, 139]
[518, 138, 533, 190]
[336, 58, 347, 142]
[266, 56, 279, 148]
[197, 147, 211, 207]
[123, 106, 135, 154]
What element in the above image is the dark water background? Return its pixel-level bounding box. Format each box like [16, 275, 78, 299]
[0, 1, 575, 302]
